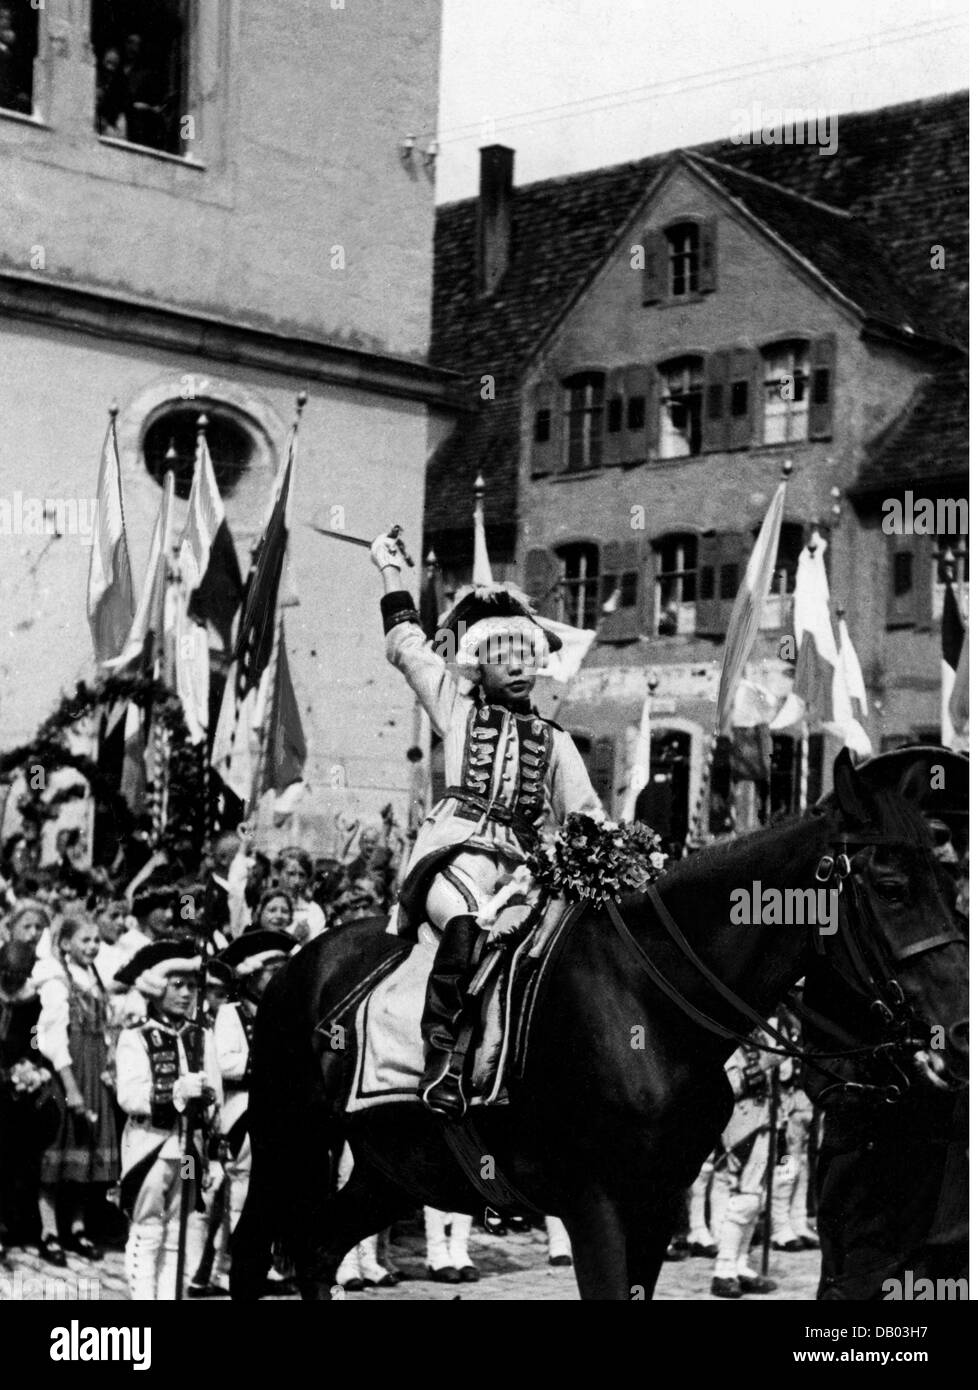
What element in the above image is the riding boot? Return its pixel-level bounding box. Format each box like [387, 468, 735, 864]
[419, 915, 483, 1118]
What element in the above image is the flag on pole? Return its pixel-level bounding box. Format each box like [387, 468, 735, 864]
[261, 620, 307, 794]
[715, 481, 786, 734]
[104, 472, 175, 672]
[183, 425, 243, 650]
[472, 475, 494, 587]
[87, 410, 135, 664]
[212, 408, 302, 802]
[947, 627, 968, 745]
[941, 581, 966, 747]
[837, 618, 868, 717]
[772, 529, 835, 729]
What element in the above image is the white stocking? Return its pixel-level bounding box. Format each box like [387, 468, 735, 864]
[545, 1215, 571, 1259]
[424, 1207, 451, 1270]
[448, 1213, 473, 1268]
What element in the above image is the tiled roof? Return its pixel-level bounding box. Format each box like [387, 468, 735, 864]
[428, 91, 968, 540]
[851, 359, 969, 496]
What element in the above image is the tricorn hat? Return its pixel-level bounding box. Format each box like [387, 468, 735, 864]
[115, 940, 201, 998]
[218, 929, 294, 978]
[438, 583, 561, 672]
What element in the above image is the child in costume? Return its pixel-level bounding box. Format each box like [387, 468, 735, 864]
[371, 531, 605, 1116]
[113, 941, 222, 1299]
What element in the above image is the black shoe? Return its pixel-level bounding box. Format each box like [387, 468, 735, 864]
[507, 1215, 531, 1234]
[711, 1276, 743, 1299]
[797, 1233, 820, 1250]
[427, 1265, 461, 1284]
[65, 1232, 101, 1260]
[687, 1241, 718, 1258]
[264, 1276, 298, 1296]
[484, 1210, 507, 1236]
[456, 1265, 480, 1282]
[548, 1254, 573, 1267]
[772, 1237, 805, 1252]
[364, 1272, 398, 1288]
[39, 1235, 67, 1268]
[187, 1281, 228, 1299]
[340, 1276, 366, 1291]
[664, 1241, 687, 1262]
[739, 1273, 778, 1294]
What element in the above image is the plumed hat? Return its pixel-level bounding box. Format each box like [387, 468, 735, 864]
[114, 940, 201, 998]
[218, 929, 294, 978]
[437, 584, 561, 673]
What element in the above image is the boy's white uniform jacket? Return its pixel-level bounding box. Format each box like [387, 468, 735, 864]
[212, 1001, 253, 1155]
[115, 1016, 222, 1215]
[387, 620, 606, 933]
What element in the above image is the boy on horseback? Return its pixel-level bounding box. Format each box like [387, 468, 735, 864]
[371, 531, 606, 1116]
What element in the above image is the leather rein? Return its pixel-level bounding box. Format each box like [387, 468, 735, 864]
[602, 822, 966, 1104]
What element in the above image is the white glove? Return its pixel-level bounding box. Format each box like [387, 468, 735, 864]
[173, 1072, 207, 1105]
[370, 532, 403, 573]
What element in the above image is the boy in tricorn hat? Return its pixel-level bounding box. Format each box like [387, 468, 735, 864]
[113, 941, 222, 1299]
[371, 531, 605, 1116]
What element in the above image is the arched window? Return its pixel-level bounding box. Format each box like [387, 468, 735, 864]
[143, 405, 256, 500]
[762, 340, 810, 443]
[658, 356, 704, 459]
[652, 534, 698, 635]
[563, 372, 605, 471]
[555, 541, 600, 628]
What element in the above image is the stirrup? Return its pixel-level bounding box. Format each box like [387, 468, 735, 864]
[420, 1060, 468, 1119]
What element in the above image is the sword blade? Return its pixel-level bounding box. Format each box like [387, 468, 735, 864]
[305, 522, 372, 548]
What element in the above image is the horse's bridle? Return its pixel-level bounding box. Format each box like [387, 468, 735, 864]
[602, 818, 966, 1104]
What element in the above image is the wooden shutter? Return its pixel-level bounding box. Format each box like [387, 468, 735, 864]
[696, 532, 745, 635]
[623, 364, 651, 464]
[599, 540, 641, 641]
[523, 548, 562, 619]
[529, 380, 558, 476]
[886, 533, 935, 630]
[696, 532, 723, 634]
[808, 334, 836, 440]
[727, 347, 756, 450]
[698, 217, 718, 293]
[702, 350, 730, 453]
[604, 367, 625, 467]
[642, 229, 668, 305]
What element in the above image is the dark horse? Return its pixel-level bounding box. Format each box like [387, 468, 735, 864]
[232, 750, 968, 1300]
[804, 746, 969, 1299]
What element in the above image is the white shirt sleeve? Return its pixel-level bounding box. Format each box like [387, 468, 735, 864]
[202, 1029, 224, 1114]
[386, 621, 465, 738]
[35, 974, 71, 1072]
[549, 728, 609, 825]
[213, 1004, 249, 1082]
[115, 1028, 153, 1116]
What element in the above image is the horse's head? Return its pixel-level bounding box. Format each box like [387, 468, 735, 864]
[817, 748, 969, 1091]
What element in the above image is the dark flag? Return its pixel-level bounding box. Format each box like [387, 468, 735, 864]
[262, 621, 307, 793]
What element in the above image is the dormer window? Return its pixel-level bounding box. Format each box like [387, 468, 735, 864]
[666, 223, 700, 296]
[642, 217, 717, 304]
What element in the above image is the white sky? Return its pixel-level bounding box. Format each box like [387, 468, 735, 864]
[433, 0, 969, 202]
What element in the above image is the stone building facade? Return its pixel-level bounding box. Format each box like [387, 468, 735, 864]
[0, 0, 456, 850]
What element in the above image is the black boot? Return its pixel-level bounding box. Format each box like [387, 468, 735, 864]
[419, 915, 483, 1118]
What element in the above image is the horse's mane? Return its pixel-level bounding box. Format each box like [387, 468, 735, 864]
[661, 782, 935, 893]
[662, 809, 823, 891]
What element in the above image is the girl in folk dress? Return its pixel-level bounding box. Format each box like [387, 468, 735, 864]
[33, 916, 120, 1264]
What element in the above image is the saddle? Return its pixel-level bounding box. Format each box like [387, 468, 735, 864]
[332, 894, 581, 1116]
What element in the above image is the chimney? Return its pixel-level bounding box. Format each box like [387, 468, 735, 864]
[476, 145, 514, 295]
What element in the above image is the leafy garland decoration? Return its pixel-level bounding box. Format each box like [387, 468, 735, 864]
[526, 813, 667, 904]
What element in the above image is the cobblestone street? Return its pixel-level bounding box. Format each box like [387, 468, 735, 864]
[1, 1224, 819, 1302]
